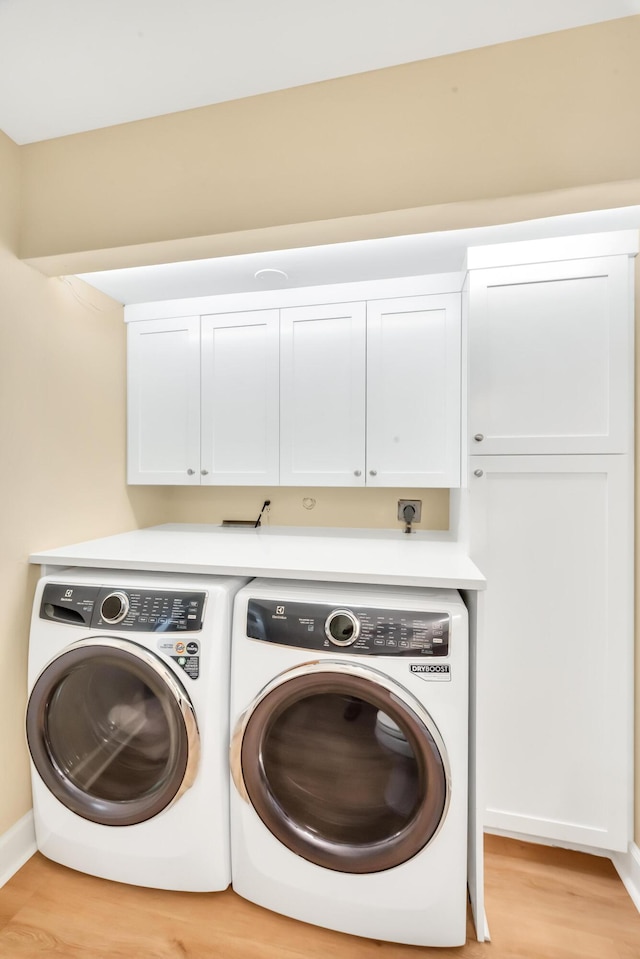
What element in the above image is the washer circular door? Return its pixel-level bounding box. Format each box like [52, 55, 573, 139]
[26, 638, 199, 826]
[231, 662, 450, 873]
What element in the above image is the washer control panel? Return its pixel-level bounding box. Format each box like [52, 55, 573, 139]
[246, 599, 450, 656]
[40, 583, 206, 632]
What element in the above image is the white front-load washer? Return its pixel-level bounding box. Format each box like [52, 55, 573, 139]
[229, 578, 469, 947]
[26, 567, 249, 891]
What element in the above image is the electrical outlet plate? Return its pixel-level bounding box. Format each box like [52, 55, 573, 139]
[397, 499, 422, 523]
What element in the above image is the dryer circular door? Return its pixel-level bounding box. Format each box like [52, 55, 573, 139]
[26, 638, 199, 826]
[231, 662, 450, 873]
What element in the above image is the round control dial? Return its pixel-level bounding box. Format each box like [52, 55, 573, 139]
[325, 609, 361, 647]
[100, 591, 130, 625]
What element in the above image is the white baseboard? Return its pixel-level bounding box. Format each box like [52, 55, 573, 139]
[0, 810, 37, 888]
[612, 842, 640, 914]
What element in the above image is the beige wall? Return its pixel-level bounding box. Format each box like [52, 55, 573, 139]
[19, 16, 640, 266]
[1, 16, 639, 847]
[164, 487, 449, 531]
[0, 130, 173, 835]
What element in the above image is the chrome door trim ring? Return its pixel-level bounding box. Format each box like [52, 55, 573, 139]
[230, 660, 451, 872]
[27, 637, 200, 825]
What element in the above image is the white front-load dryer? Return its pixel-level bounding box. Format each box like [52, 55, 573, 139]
[26, 567, 249, 891]
[229, 578, 469, 947]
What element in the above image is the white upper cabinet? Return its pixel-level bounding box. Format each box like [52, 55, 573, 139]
[201, 311, 279, 485]
[367, 294, 460, 487]
[126, 276, 463, 487]
[128, 311, 279, 485]
[126, 235, 636, 486]
[279, 293, 461, 487]
[468, 255, 633, 455]
[279, 303, 367, 486]
[127, 317, 201, 484]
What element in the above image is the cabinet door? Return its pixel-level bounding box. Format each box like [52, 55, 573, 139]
[280, 303, 366, 486]
[468, 256, 632, 454]
[201, 311, 279, 485]
[127, 317, 201, 484]
[366, 294, 461, 487]
[469, 455, 633, 851]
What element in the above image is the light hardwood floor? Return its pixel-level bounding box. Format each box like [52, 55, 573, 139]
[0, 836, 639, 958]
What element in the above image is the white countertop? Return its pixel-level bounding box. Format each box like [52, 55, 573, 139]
[29, 523, 485, 590]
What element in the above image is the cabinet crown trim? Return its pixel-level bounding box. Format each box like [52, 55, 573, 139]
[466, 230, 639, 272]
[124, 273, 464, 323]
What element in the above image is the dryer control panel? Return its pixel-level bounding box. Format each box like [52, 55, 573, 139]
[40, 583, 206, 632]
[246, 599, 450, 656]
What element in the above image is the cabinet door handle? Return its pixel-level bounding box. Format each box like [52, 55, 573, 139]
[473, 469, 484, 477]
[187, 469, 195, 476]
[369, 469, 377, 477]
[354, 470, 362, 477]
[473, 433, 484, 442]
[201, 469, 209, 475]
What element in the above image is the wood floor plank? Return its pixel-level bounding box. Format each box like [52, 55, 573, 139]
[0, 839, 638, 958]
[0, 854, 60, 932]
[484, 836, 640, 946]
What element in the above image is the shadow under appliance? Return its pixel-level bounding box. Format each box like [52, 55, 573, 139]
[229, 578, 469, 947]
[26, 567, 249, 891]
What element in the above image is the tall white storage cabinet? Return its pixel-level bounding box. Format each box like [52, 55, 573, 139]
[465, 232, 638, 852]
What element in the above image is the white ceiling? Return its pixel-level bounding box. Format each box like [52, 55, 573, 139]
[1, 0, 639, 144]
[77, 207, 640, 305]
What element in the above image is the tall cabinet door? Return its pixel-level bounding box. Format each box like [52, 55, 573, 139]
[279, 303, 366, 486]
[201, 311, 279, 485]
[366, 294, 461, 487]
[469, 455, 633, 852]
[127, 317, 201, 485]
[468, 256, 632, 455]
